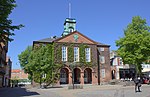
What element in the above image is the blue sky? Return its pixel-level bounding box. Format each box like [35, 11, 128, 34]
[8, 0, 150, 69]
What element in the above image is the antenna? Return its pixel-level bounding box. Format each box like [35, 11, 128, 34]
[69, 3, 71, 18]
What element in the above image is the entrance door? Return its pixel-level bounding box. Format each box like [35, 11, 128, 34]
[84, 70, 88, 83]
[60, 69, 68, 84]
[74, 68, 80, 84]
[84, 68, 92, 84]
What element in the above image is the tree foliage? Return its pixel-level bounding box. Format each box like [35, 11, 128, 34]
[116, 16, 150, 74]
[18, 44, 61, 86]
[18, 46, 32, 73]
[0, 0, 23, 42]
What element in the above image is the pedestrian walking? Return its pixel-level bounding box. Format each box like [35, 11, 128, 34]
[134, 76, 142, 92]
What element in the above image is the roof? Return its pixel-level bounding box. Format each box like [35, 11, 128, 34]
[54, 31, 97, 44]
[34, 37, 59, 43]
[97, 42, 110, 47]
[34, 31, 110, 46]
[11, 69, 21, 73]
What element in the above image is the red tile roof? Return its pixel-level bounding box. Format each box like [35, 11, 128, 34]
[11, 69, 21, 73]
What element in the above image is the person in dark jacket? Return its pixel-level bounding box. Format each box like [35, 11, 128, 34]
[134, 76, 142, 92]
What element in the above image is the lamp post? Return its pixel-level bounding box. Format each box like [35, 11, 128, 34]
[69, 62, 76, 89]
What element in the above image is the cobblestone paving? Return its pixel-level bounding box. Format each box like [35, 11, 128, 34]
[0, 85, 150, 97]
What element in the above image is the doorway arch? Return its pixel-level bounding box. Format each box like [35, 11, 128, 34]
[73, 68, 81, 84]
[84, 68, 92, 84]
[60, 68, 69, 84]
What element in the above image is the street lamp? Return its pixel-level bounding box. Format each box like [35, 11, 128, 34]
[69, 62, 76, 89]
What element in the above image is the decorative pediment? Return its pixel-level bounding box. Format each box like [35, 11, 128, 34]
[54, 31, 96, 44]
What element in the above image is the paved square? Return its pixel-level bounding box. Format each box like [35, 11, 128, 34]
[0, 85, 150, 97]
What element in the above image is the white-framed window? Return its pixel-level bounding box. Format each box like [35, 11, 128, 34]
[99, 55, 105, 63]
[99, 47, 104, 51]
[74, 47, 79, 62]
[85, 48, 91, 62]
[119, 58, 123, 65]
[42, 74, 46, 78]
[101, 69, 105, 78]
[62, 46, 67, 61]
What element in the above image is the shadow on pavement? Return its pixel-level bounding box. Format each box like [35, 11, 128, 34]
[0, 87, 40, 97]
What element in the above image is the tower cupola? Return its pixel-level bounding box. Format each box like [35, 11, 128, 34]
[62, 18, 76, 36]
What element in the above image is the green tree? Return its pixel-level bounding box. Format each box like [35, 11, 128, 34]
[0, 0, 23, 42]
[18, 46, 33, 82]
[116, 16, 150, 74]
[18, 44, 61, 86]
[18, 46, 32, 72]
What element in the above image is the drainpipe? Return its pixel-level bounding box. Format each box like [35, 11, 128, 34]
[98, 52, 100, 85]
[98, 63, 100, 85]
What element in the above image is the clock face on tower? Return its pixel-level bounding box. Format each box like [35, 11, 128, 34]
[73, 34, 78, 42]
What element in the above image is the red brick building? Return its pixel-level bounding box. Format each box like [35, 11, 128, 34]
[33, 18, 111, 85]
[11, 69, 29, 80]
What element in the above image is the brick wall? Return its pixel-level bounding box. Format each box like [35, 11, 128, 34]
[98, 46, 112, 82]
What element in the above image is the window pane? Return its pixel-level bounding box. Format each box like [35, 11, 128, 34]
[100, 47, 104, 51]
[74, 47, 79, 62]
[101, 69, 105, 78]
[62, 46, 67, 61]
[99, 56, 105, 63]
[85, 48, 91, 62]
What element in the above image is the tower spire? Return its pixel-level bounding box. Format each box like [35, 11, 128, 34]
[61, 1, 76, 36]
[69, 3, 71, 18]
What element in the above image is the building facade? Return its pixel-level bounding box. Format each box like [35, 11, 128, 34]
[11, 69, 29, 80]
[142, 63, 150, 78]
[0, 41, 8, 87]
[11, 69, 30, 85]
[3, 57, 12, 87]
[33, 18, 111, 85]
[110, 51, 135, 80]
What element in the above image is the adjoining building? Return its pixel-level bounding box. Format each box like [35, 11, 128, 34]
[11, 69, 31, 86]
[110, 51, 136, 81]
[33, 18, 112, 85]
[3, 56, 12, 87]
[142, 63, 150, 79]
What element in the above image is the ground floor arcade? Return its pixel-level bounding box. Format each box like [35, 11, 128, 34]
[59, 67, 98, 85]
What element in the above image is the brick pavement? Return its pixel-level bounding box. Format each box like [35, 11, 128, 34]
[0, 84, 150, 97]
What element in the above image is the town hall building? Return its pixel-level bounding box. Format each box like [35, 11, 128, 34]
[33, 18, 111, 85]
